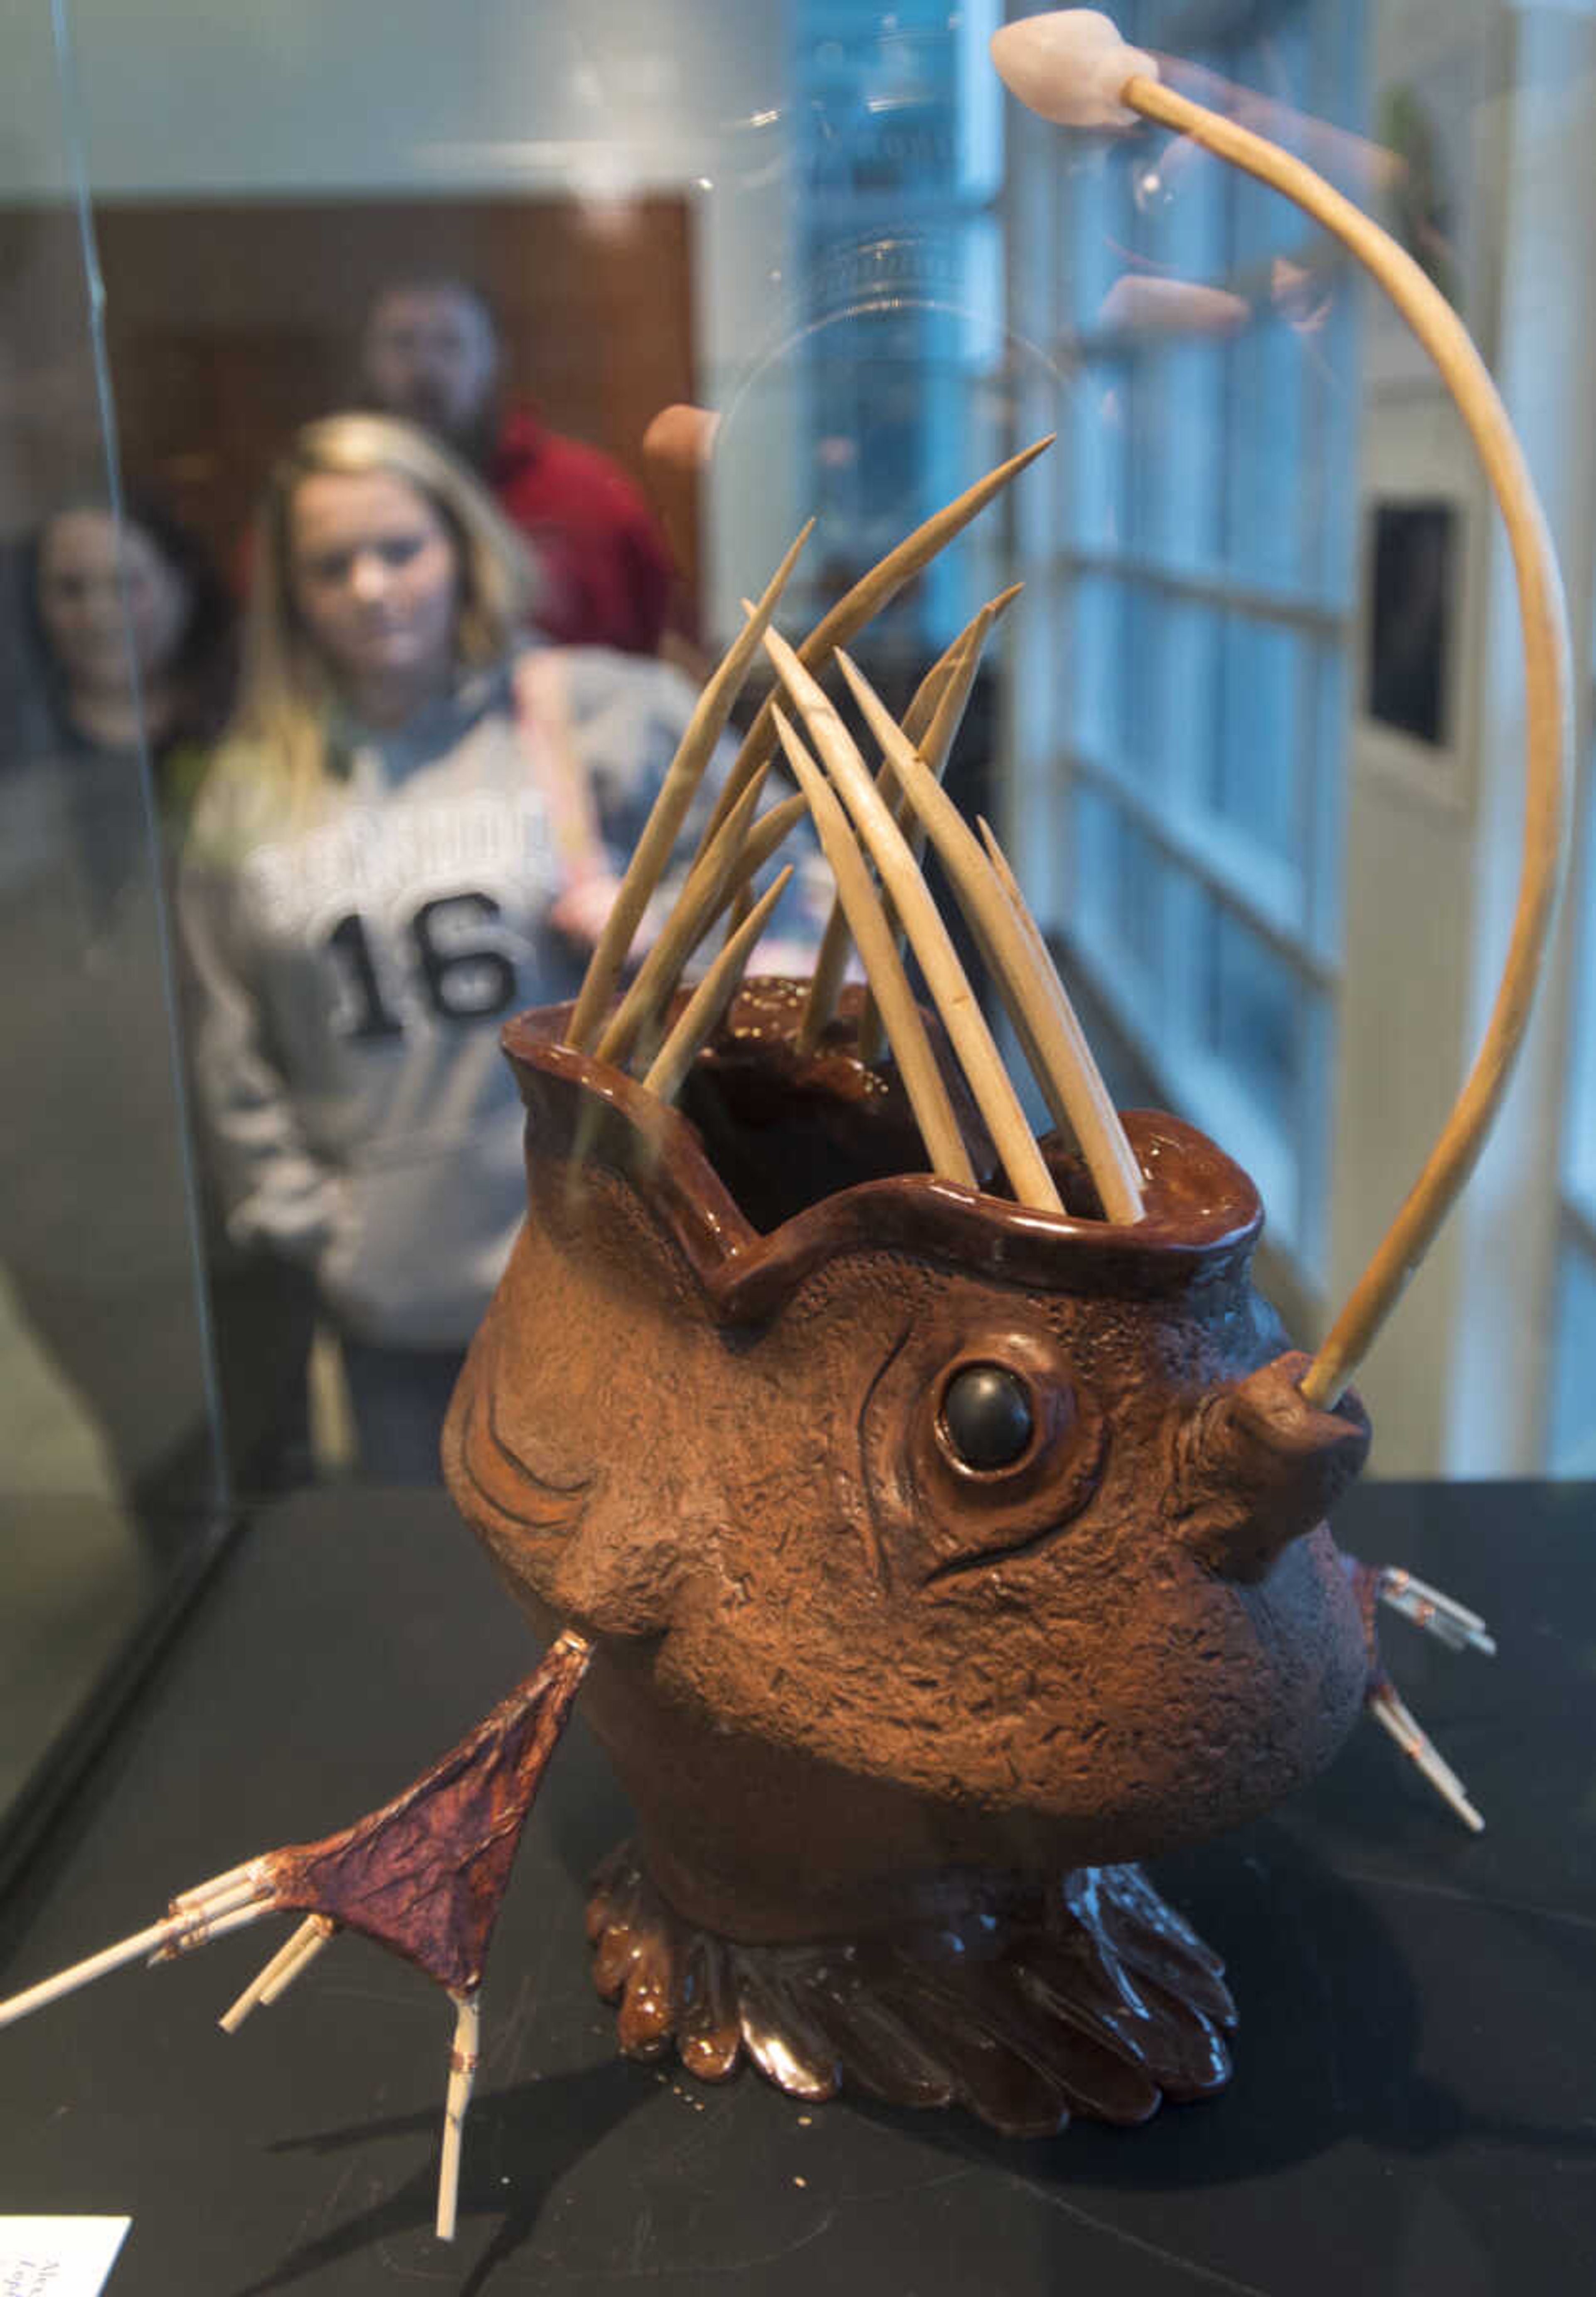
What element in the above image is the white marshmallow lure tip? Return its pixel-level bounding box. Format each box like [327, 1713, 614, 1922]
[990, 11, 1159, 130]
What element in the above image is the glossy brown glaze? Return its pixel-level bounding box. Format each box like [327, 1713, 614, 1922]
[444, 980, 1370, 2057]
[585, 1841, 1235, 2134]
[495, 981, 1272, 1319]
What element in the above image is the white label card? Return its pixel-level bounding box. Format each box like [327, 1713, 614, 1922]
[0, 2219, 131, 2297]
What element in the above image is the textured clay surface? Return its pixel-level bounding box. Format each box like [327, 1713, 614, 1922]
[443, 982, 1371, 1949]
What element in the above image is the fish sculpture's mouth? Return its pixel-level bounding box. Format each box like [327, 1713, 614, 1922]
[495, 978, 1266, 1320]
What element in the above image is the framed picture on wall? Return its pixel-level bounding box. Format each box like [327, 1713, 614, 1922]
[1366, 498, 1458, 750]
[1357, 485, 1471, 815]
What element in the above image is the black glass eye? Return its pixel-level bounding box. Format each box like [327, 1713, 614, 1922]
[939, 1363, 1034, 1471]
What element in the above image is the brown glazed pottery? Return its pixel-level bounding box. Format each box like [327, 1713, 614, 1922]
[443, 980, 1373, 2135]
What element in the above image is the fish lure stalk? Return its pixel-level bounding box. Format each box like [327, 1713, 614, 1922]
[990, 7, 1572, 1405]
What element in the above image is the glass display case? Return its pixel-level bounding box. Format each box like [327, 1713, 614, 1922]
[0, 3, 1592, 2291]
[0, 5, 230, 1883]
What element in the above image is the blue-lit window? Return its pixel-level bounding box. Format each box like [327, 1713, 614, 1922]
[1550, 1245, 1596, 1474]
[790, 2, 1005, 651]
[1006, 0, 1362, 1276]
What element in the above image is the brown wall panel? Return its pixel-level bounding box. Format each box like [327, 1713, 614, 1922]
[1, 193, 697, 618]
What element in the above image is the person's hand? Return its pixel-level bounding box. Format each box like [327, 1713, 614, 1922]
[548, 872, 627, 950]
[641, 403, 720, 572]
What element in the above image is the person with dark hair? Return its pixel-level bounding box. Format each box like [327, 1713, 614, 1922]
[358, 276, 673, 659]
[19, 491, 234, 911]
[0, 490, 312, 1509]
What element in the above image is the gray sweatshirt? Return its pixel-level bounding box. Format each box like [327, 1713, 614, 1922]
[179, 646, 732, 1348]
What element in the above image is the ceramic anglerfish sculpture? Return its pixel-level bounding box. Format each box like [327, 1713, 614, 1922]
[441, 978, 1374, 2129]
[0, 13, 1569, 2237]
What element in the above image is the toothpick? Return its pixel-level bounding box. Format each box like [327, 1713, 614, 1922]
[151, 1899, 278, 1961]
[220, 1921, 317, 2033]
[800, 659, 960, 1056]
[697, 438, 1054, 856]
[164, 1872, 269, 1924]
[764, 627, 1062, 1214]
[596, 765, 771, 1068]
[773, 707, 974, 1187]
[260, 1914, 335, 2001]
[901, 584, 1022, 757]
[796, 585, 1027, 1057]
[220, 1915, 337, 2033]
[605, 788, 804, 1074]
[1367, 1684, 1485, 1833]
[171, 1858, 267, 1910]
[854, 594, 1017, 1064]
[975, 819, 1146, 1223]
[436, 1988, 480, 2243]
[566, 518, 813, 1053]
[893, 607, 1000, 824]
[644, 867, 794, 1104]
[1377, 1568, 1497, 1658]
[0, 1875, 277, 2030]
[800, 624, 971, 1054]
[0, 1920, 191, 2029]
[844, 630, 985, 1067]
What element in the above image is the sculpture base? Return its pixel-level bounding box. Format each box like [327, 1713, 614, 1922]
[585, 1843, 1236, 2136]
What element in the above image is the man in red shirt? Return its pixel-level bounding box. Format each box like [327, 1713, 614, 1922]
[359, 277, 672, 656]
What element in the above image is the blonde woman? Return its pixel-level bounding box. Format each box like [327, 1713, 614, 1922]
[181, 413, 719, 1479]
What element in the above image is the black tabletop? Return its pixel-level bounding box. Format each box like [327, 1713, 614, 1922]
[2, 1480, 1594, 2297]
